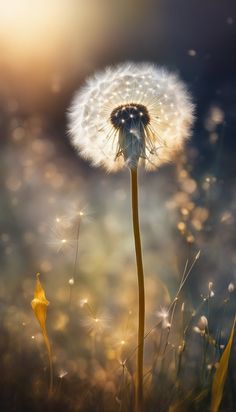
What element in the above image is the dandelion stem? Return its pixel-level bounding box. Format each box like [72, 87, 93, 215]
[130, 168, 145, 412]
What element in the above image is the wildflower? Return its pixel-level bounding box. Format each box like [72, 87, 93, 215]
[68, 62, 194, 171]
[31, 273, 53, 394]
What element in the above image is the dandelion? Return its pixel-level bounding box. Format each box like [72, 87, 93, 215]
[68, 62, 194, 412]
[69, 62, 194, 172]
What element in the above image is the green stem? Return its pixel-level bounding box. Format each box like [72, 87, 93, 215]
[130, 168, 145, 412]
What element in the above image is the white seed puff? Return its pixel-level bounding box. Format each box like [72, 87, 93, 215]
[68, 62, 194, 172]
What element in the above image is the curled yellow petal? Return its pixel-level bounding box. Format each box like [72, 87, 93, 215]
[31, 273, 53, 395]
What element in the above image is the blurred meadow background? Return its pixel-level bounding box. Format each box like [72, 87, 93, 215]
[0, 1, 236, 411]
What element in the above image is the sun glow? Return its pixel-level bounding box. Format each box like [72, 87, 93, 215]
[0, 0, 82, 66]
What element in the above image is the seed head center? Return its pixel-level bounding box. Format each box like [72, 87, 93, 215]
[110, 103, 150, 130]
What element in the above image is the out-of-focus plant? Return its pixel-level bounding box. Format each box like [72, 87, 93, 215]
[211, 316, 236, 412]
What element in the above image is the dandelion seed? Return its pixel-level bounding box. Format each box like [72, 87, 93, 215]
[48, 231, 74, 253]
[81, 312, 109, 335]
[156, 307, 169, 319]
[156, 307, 170, 328]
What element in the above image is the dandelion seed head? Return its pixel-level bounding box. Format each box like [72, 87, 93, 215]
[81, 311, 110, 334]
[68, 62, 194, 171]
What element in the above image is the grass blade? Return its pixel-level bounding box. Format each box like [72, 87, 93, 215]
[211, 316, 236, 412]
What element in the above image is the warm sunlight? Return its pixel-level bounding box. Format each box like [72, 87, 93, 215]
[0, 0, 83, 63]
